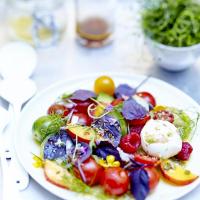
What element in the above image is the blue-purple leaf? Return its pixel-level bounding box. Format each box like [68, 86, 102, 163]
[122, 99, 147, 120]
[130, 169, 150, 200]
[70, 89, 96, 101]
[43, 130, 74, 160]
[92, 115, 121, 147]
[115, 84, 136, 99]
[93, 141, 121, 161]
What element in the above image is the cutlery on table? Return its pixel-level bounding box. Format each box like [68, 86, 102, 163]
[0, 42, 38, 191]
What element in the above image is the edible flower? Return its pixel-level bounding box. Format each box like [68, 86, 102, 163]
[32, 154, 43, 168]
[98, 155, 120, 168]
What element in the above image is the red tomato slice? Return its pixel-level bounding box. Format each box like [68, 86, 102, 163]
[73, 99, 93, 113]
[145, 167, 160, 191]
[134, 153, 160, 166]
[47, 104, 69, 117]
[136, 92, 156, 107]
[71, 113, 92, 126]
[128, 114, 150, 126]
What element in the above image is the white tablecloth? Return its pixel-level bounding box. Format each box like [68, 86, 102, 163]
[1, 0, 200, 199]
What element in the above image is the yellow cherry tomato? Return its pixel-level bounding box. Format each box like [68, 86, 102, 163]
[94, 76, 115, 95]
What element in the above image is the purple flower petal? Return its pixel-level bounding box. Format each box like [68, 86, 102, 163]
[122, 99, 147, 120]
[70, 89, 96, 101]
[115, 84, 136, 99]
[93, 141, 121, 161]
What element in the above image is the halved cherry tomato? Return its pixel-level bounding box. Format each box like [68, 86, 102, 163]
[120, 132, 141, 154]
[136, 92, 156, 107]
[145, 167, 160, 191]
[94, 76, 115, 95]
[111, 98, 123, 106]
[101, 167, 129, 196]
[47, 104, 70, 117]
[153, 110, 174, 123]
[73, 99, 93, 113]
[128, 114, 150, 126]
[74, 157, 103, 186]
[134, 153, 159, 166]
[71, 113, 92, 126]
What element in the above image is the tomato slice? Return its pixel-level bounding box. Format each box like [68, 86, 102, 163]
[47, 104, 69, 117]
[134, 153, 160, 166]
[73, 99, 93, 113]
[145, 167, 160, 191]
[128, 114, 150, 126]
[71, 113, 92, 126]
[136, 92, 156, 107]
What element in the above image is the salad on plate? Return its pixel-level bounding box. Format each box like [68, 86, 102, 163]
[31, 75, 199, 200]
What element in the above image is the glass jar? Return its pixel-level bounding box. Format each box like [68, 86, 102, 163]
[75, 0, 115, 48]
[7, 0, 67, 48]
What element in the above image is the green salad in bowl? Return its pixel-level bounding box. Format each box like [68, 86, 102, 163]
[141, 0, 200, 71]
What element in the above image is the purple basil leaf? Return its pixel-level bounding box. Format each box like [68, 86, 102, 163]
[70, 89, 96, 101]
[122, 99, 147, 120]
[130, 169, 150, 200]
[92, 115, 121, 147]
[68, 142, 92, 164]
[115, 84, 136, 99]
[124, 159, 145, 170]
[93, 141, 121, 161]
[43, 130, 74, 160]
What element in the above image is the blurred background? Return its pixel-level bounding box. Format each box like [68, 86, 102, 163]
[0, 0, 200, 101]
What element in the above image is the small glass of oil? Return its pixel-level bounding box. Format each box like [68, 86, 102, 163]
[75, 0, 116, 48]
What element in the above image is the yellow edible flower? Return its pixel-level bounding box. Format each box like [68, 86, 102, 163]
[98, 155, 120, 168]
[32, 154, 43, 168]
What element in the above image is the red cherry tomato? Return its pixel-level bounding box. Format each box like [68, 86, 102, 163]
[145, 167, 160, 191]
[47, 104, 69, 117]
[120, 132, 141, 154]
[101, 167, 129, 196]
[111, 98, 123, 106]
[134, 153, 159, 166]
[128, 114, 151, 126]
[153, 110, 174, 123]
[176, 142, 193, 161]
[71, 113, 92, 126]
[130, 125, 144, 135]
[73, 157, 103, 186]
[73, 99, 93, 113]
[136, 92, 156, 107]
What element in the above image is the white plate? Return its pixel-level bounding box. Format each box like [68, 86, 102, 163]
[15, 73, 200, 200]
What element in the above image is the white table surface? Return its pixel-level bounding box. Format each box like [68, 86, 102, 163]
[1, 0, 200, 199]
